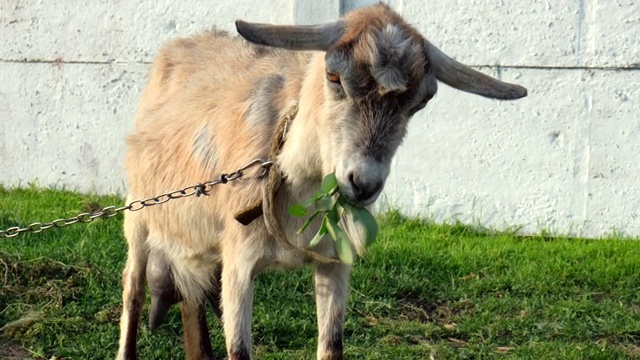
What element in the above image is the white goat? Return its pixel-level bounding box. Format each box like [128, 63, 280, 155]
[117, 3, 527, 360]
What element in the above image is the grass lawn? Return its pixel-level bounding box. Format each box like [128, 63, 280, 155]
[1, 186, 639, 359]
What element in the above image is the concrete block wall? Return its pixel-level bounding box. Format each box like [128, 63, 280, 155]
[1, 0, 638, 238]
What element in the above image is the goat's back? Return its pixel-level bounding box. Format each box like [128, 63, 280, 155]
[124, 30, 308, 247]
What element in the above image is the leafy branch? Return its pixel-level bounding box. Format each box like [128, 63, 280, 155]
[288, 173, 378, 264]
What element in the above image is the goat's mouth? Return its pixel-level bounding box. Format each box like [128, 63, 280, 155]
[345, 193, 381, 208]
[336, 158, 387, 207]
[338, 180, 383, 208]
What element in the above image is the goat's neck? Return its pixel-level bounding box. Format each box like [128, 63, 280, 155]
[277, 54, 329, 190]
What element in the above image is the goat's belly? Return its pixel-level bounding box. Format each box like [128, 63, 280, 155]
[148, 233, 222, 302]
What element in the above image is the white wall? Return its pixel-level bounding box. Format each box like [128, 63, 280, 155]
[1, 1, 638, 238]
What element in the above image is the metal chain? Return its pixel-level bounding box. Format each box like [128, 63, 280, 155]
[0, 158, 272, 239]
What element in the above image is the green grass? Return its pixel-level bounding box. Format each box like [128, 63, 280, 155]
[1, 185, 640, 359]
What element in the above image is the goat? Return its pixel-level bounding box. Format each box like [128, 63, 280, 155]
[117, 3, 527, 360]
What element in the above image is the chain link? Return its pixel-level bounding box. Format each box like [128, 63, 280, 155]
[0, 158, 272, 239]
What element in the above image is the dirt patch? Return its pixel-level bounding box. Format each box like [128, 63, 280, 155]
[433, 298, 475, 323]
[625, 344, 640, 359]
[0, 339, 34, 360]
[395, 291, 437, 323]
[392, 292, 477, 325]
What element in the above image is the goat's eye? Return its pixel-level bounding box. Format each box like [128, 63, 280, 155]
[412, 94, 435, 114]
[326, 70, 341, 84]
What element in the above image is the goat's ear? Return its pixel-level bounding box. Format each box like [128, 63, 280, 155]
[425, 41, 527, 100]
[235, 20, 344, 51]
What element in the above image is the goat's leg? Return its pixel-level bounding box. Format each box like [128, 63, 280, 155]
[181, 263, 223, 359]
[206, 263, 223, 320]
[116, 215, 149, 360]
[314, 262, 351, 360]
[221, 247, 257, 360]
[181, 301, 216, 360]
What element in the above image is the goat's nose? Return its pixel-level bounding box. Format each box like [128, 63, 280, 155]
[348, 172, 383, 204]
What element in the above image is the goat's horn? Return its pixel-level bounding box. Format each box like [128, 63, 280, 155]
[425, 41, 527, 100]
[235, 20, 344, 51]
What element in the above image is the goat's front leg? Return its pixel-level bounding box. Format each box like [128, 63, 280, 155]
[221, 245, 257, 360]
[314, 262, 351, 360]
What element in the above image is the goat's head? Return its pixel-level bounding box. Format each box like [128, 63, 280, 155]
[236, 4, 527, 207]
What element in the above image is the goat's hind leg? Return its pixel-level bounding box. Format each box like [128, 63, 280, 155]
[181, 300, 216, 360]
[116, 213, 149, 360]
[180, 264, 222, 360]
[147, 250, 218, 359]
[206, 263, 223, 320]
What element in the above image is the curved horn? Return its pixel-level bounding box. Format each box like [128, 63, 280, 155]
[425, 41, 527, 100]
[235, 20, 344, 51]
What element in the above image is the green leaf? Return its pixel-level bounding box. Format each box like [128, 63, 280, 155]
[315, 194, 336, 212]
[309, 216, 329, 247]
[325, 216, 353, 264]
[288, 203, 308, 217]
[345, 203, 379, 246]
[320, 173, 338, 194]
[326, 207, 340, 224]
[303, 192, 325, 208]
[302, 198, 315, 208]
[297, 211, 321, 234]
